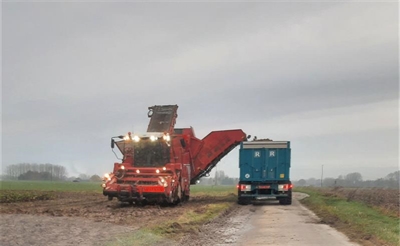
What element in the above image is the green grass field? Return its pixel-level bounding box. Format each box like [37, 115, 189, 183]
[190, 185, 237, 196]
[0, 180, 236, 203]
[0, 180, 103, 192]
[0, 180, 236, 194]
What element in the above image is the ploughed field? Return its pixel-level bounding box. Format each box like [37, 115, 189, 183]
[0, 181, 238, 245]
[0, 189, 235, 227]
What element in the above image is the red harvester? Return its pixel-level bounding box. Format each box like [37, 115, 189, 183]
[102, 105, 246, 205]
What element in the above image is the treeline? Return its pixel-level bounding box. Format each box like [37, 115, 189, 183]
[4, 163, 68, 181]
[294, 171, 399, 189]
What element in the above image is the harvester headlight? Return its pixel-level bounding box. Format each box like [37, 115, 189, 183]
[150, 135, 158, 141]
[101, 183, 106, 188]
[159, 177, 168, 187]
[104, 173, 110, 179]
[132, 135, 140, 142]
[136, 169, 140, 174]
[162, 167, 166, 171]
[123, 135, 130, 141]
[121, 165, 125, 170]
[163, 134, 171, 141]
[156, 169, 160, 174]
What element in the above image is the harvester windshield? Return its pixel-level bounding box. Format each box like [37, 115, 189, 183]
[133, 139, 170, 167]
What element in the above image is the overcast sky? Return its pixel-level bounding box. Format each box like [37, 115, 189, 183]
[2, 1, 399, 180]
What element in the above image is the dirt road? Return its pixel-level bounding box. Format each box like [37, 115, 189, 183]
[182, 192, 358, 246]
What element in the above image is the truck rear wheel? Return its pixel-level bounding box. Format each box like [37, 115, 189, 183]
[279, 190, 292, 205]
[238, 197, 251, 205]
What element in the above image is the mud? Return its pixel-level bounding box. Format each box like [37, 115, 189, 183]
[178, 204, 254, 246]
[0, 191, 231, 246]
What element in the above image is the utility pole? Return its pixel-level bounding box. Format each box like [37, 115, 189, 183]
[321, 165, 324, 187]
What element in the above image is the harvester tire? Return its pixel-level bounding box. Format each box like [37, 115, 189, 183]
[184, 195, 190, 202]
[174, 186, 182, 205]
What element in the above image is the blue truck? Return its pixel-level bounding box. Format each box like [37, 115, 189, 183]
[237, 140, 292, 205]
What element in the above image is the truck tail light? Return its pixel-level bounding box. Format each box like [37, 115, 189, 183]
[279, 184, 293, 191]
[240, 185, 251, 191]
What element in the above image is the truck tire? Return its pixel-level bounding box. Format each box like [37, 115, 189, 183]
[238, 197, 251, 205]
[279, 190, 292, 205]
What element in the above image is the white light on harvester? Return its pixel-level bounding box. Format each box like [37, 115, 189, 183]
[123, 135, 130, 141]
[163, 134, 171, 141]
[156, 169, 160, 173]
[121, 165, 125, 170]
[133, 135, 140, 142]
[162, 167, 166, 171]
[150, 135, 158, 141]
[136, 169, 140, 174]
[101, 183, 106, 188]
[104, 173, 110, 179]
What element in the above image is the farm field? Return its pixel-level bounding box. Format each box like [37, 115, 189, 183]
[0, 181, 237, 245]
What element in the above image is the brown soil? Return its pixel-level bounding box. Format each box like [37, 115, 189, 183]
[0, 192, 235, 246]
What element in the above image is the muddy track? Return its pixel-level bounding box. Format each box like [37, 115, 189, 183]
[0, 192, 234, 227]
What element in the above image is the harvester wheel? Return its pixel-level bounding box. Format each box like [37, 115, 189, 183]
[184, 194, 190, 202]
[139, 200, 148, 207]
[174, 185, 182, 205]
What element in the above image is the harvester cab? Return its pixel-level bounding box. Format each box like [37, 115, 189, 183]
[102, 105, 246, 205]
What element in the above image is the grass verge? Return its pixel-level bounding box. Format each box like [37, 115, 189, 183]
[152, 202, 233, 237]
[296, 187, 400, 246]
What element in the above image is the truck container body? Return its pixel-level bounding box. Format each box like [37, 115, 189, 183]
[238, 141, 292, 205]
